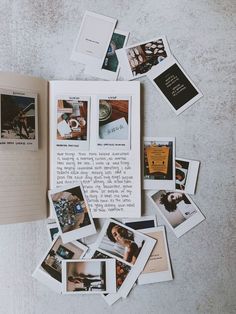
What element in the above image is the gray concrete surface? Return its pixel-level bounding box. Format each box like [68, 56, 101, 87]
[0, 1, 235, 313]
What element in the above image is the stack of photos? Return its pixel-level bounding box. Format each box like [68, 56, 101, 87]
[0, 88, 38, 150]
[149, 190, 205, 238]
[62, 259, 116, 294]
[32, 235, 87, 293]
[97, 97, 130, 149]
[143, 137, 175, 190]
[89, 219, 156, 305]
[48, 183, 96, 243]
[123, 217, 173, 285]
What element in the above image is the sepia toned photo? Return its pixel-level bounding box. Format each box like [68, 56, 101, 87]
[62, 259, 116, 294]
[0, 89, 38, 150]
[48, 184, 96, 243]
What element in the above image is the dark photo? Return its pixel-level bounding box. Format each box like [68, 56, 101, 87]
[126, 39, 167, 77]
[1, 93, 36, 140]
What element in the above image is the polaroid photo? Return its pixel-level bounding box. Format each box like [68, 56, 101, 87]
[137, 226, 173, 285]
[175, 158, 200, 194]
[90, 250, 131, 305]
[123, 215, 157, 230]
[0, 88, 38, 150]
[62, 259, 116, 294]
[56, 96, 90, 150]
[71, 11, 117, 67]
[116, 36, 171, 80]
[149, 190, 205, 238]
[32, 235, 87, 293]
[147, 55, 203, 115]
[143, 137, 175, 190]
[85, 29, 129, 80]
[46, 221, 59, 242]
[48, 183, 96, 243]
[95, 96, 131, 150]
[92, 219, 156, 299]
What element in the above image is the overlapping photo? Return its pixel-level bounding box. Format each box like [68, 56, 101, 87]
[143, 137, 175, 190]
[149, 190, 205, 237]
[0, 89, 38, 150]
[32, 235, 87, 293]
[116, 36, 170, 80]
[62, 259, 116, 294]
[97, 97, 131, 150]
[175, 158, 200, 194]
[56, 97, 89, 149]
[48, 183, 96, 243]
[90, 219, 156, 304]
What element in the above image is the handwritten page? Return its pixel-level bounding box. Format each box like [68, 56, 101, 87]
[49, 81, 140, 218]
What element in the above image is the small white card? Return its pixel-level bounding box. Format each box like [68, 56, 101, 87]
[138, 226, 173, 285]
[62, 259, 116, 294]
[85, 29, 129, 80]
[147, 55, 203, 115]
[175, 158, 200, 194]
[48, 183, 96, 243]
[116, 36, 171, 80]
[32, 235, 87, 293]
[149, 190, 205, 238]
[71, 11, 117, 67]
[99, 117, 128, 140]
[143, 137, 175, 190]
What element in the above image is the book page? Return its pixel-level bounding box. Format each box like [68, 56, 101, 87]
[0, 72, 48, 224]
[49, 81, 140, 218]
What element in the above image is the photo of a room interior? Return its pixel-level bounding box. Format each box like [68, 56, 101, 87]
[41, 237, 84, 282]
[57, 99, 88, 141]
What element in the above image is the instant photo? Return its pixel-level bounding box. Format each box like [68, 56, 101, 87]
[116, 36, 171, 80]
[85, 29, 129, 80]
[48, 183, 96, 243]
[123, 215, 157, 230]
[47, 221, 59, 241]
[138, 226, 173, 285]
[175, 158, 200, 194]
[147, 56, 203, 115]
[32, 235, 87, 293]
[0, 88, 38, 150]
[56, 96, 90, 150]
[96, 96, 131, 150]
[62, 259, 116, 294]
[143, 137, 175, 190]
[149, 190, 205, 238]
[71, 11, 117, 67]
[92, 219, 156, 299]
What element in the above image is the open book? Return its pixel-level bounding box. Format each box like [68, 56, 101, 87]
[0, 72, 140, 224]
